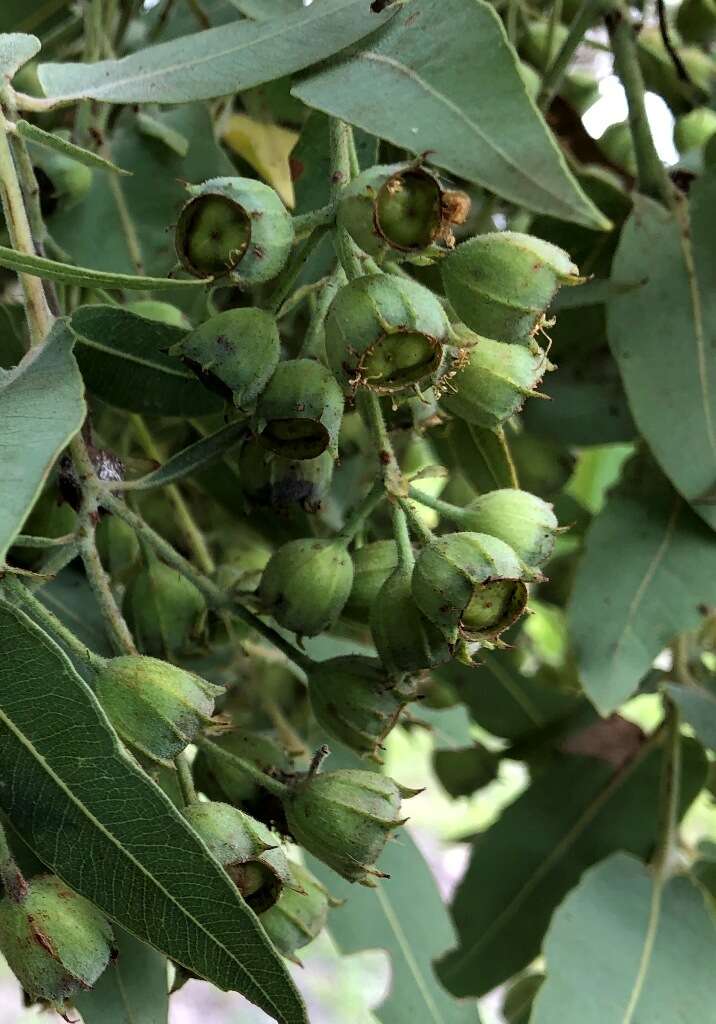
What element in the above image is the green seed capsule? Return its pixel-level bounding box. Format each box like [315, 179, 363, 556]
[193, 729, 291, 810]
[122, 555, 206, 658]
[676, 0, 716, 45]
[674, 107, 716, 154]
[239, 438, 334, 513]
[30, 134, 93, 216]
[95, 656, 222, 765]
[325, 274, 449, 395]
[522, 19, 569, 72]
[0, 875, 115, 1010]
[95, 515, 140, 582]
[260, 862, 336, 964]
[440, 333, 549, 429]
[259, 538, 354, 636]
[308, 656, 413, 759]
[283, 768, 413, 884]
[457, 489, 559, 568]
[597, 122, 637, 176]
[175, 177, 294, 285]
[338, 163, 469, 259]
[170, 307, 280, 409]
[371, 565, 452, 675]
[342, 540, 399, 624]
[184, 801, 290, 913]
[412, 532, 529, 644]
[440, 232, 580, 344]
[254, 358, 344, 460]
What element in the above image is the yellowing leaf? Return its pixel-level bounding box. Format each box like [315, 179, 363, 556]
[223, 113, 298, 207]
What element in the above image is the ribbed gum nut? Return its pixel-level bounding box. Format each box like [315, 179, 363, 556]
[259, 538, 354, 636]
[260, 862, 333, 963]
[283, 769, 409, 883]
[0, 875, 115, 1009]
[170, 307, 280, 409]
[95, 655, 223, 765]
[440, 232, 580, 344]
[193, 729, 291, 808]
[308, 656, 413, 759]
[254, 358, 344, 460]
[440, 333, 549, 429]
[342, 540, 398, 624]
[370, 565, 451, 675]
[239, 438, 334, 513]
[121, 557, 206, 658]
[184, 801, 289, 913]
[459, 489, 559, 568]
[126, 300, 190, 328]
[95, 515, 140, 582]
[176, 176, 294, 284]
[674, 107, 716, 154]
[411, 532, 529, 644]
[325, 274, 449, 395]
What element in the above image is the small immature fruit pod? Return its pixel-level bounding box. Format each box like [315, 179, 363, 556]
[412, 532, 529, 645]
[371, 566, 451, 675]
[183, 801, 290, 913]
[282, 768, 413, 884]
[96, 515, 140, 582]
[674, 107, 716, 154]
[239, 438, 334, 513]
[175, 176, 294, 284]
[95, 656, 223, 765]
[337, 162, 470, 259]
[308, 655, 414, 758]
[260, 862, 336, 963]
[0, 875, 115, 1010]
[440, 232, 580, 344]
[325, 274, 450, 395]
[254, 359, 344, 460]
[170, 308, 280, 409]
[259, 538, 354, 636]
[30, 135, 93, 216]
[122, 555, 206, 658]
[193, 729, 291, 810]
[440, 333, 549, 429]
[457, 489, 559, 568]
[676, 0, 716, 46]
[126, 300, 190, 328]
[342, 540, 398, 624]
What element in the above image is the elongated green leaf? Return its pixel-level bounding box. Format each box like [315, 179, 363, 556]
[126, 421, 247, 491]
[70, 306, 222, 417]
[0, 321, 84, 563]
[531, 853, 716, 1024]
[38, 0, 398, 103]
[0, 32, 39, 79]
[310, 834, 480, 1024]
[0, 244, 205, 291]
[568, 456, 716, 715]
[608, 183, 716, 530]
[293, 0, 607, 228]
[17, 119, 130, 174]
[39, 567, 114, 657]
[76, 928, 168, 1024]
[666, 681, 716, 751]
[436, 734, 706, 997]
[0, 604, 306, 1024]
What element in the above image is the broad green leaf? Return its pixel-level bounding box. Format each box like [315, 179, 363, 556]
[38, 0, 398, 103]
[568, 456, 716, 715]
[436, 735, 706, 997]
[608, 182, 716, 530]
[125, 421, 247, 491]
[17, 119, 130, 174]
[70, 306, 222, 417]
[76, 928, 168, 1024]
[0, 321, 84, 563]
[0, 32, 39, 79]
[531, 853, 716, 1024]
[0, 604, 306, 1024]
[293, 0, 608, 228]
[0, 244, 204, 291]
[666, 681, 716, 751]
[39, 567, 114, 657]
[309, 833, 481, 1024]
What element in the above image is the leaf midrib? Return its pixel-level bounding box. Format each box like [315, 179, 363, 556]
[76, 333, 193, 380]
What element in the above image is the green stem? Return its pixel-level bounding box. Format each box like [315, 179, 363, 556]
[397, 496, 435, 546]
[195, 736, 289, 799]
[0, 822, 26, 903]
[495, 426, 520, 488]
[539, 0, 605, 110]
[392, 503, 415, 570]
[606, 6, 673, 205]
[298, 267, 344, 360]
[337, 482, 386, 542]
[174, 751, 198, 805]
[12, 534, 76, 549]
[29, 542, 81, 591]
[328, 118, 352, 200]
[1, 574, 107, 670]
[292, 203, 336, 239]
[408, 485, 464, 524]
[266, 226, 329, 315]
[358, 390, 403, 495]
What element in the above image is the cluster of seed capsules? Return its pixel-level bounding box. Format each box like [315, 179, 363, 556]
[0, 164, 582, 1009]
